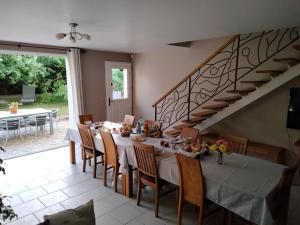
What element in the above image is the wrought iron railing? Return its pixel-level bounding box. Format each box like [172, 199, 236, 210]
[153, 28, 300, 130]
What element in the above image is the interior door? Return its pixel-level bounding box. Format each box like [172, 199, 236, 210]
[105, 61, 132, 122]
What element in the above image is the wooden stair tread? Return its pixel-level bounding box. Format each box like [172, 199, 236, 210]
[202, 102, 229, 110]
[173, 122, 197, 130]
[214, 95, 242, 102]
[191, 110, 217, 117]
[182, 117, 206, 123]
[293, 45, 300, 51]
[273, 58, 300, 66]
[164, 129, 181, 136]
[256, 69, 286, 74]
[240, 79, 270, 85]
[227, 87, 256, 94]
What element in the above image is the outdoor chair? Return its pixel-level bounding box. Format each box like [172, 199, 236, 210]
[29, 114, 47, 136]
[20, 85, 36, 103]
[0, 118, 23, 145]
[47, 109, 59, 129]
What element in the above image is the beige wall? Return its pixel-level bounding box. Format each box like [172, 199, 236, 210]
[133, 36, 230, 120]
[133, 36, 300, 151]
[80, 50, 132, 121]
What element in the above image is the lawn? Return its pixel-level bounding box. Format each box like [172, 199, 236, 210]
[0, 95, 68, 117]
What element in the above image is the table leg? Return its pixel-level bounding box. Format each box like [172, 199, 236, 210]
[70, 140, 76, 164]
[49, 112, 54, 135]
[122, 165, 133, 197]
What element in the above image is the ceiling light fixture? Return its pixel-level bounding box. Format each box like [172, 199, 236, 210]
[56, 23, 91, 43]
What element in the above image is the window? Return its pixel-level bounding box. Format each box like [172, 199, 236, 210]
[111, 68, 128, 100]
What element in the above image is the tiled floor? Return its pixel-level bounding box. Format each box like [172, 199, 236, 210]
[0, 147, 299, 225]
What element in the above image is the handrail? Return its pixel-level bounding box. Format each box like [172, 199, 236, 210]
[152, 34, 238, 107]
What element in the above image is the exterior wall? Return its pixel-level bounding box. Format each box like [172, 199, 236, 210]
[80, 50, 132, 121]
[133, 35, 300, 151]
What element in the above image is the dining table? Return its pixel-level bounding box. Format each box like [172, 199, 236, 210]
[0, 108, 54, 134]
[65, 122, 286, 225]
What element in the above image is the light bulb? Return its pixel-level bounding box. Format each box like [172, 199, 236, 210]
[56, 33, 66, 40]
[82, 34, 91, 40]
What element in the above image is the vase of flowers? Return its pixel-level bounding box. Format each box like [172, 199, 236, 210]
[209, 139, 230, 164]
[8, 102, 21, 114]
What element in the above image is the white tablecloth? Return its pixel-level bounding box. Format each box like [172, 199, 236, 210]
[64, 127, 286, 225]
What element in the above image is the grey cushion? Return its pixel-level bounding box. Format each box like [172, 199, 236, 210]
[42, 200, 95, 225]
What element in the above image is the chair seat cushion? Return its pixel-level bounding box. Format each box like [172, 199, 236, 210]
[42, 200, 95, 225]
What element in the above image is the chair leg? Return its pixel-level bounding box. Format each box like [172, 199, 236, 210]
[104, 163, 107, 187]
[155, 187, 160, 217]
[137, 174, 142, 206]
[177, 191, 183, 225]
[113, 166, 118, 192]
[88, 157, 91, 166]
[93, 156, 97, 178]
[82, 150, 87, 173]
[198, 206, 204, 225]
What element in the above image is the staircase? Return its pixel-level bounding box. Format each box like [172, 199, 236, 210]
[152, 28, 300, 136]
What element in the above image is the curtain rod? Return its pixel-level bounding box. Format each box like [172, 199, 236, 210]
[0, 42, 70, 52]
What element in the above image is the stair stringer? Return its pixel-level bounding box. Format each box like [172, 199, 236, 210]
[195, 63, 300, 132]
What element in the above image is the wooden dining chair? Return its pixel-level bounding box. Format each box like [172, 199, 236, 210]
[100, 131, 121, 192]
[219, 135, 248, 155]
[175, 153, 206, 225]
[77, 123, 104, 178]
[123, 115, 135, 127]
[79, 114, 94, 125]
[181, 127, 199, 144]
[133, 141, 176, 217]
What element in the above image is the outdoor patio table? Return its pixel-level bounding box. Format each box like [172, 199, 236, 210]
[65, 126, 286, 225]
[0, 108, 54, 134]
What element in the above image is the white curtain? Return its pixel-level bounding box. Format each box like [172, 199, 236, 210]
[66, 48, 84, 128]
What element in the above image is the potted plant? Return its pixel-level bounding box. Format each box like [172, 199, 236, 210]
[8, 102, 21, 114]
[0, 147, 17, 224]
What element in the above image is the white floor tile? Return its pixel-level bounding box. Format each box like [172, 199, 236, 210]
[39, 190, 69, 207]
[18, 187, 48, 202]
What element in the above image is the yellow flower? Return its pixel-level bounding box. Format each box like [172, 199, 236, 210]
[210, 144, 218, 151]
[219, 144, 227, 153]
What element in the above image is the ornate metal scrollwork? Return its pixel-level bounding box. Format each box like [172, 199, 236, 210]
[155, 28, 300, 130]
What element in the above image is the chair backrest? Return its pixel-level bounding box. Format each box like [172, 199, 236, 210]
[270, 153, 300, 225]
[78, 123, 96, 151]
[123, 115, 135, 127]
[100, 131, 118, 165]
[52, 109, 58, 119]
[220, 135, 248, 155]
[79, 114, 94, 125]
[22, 85, 35, 99]
[181, 127, 199, 144]
[144, 120, 160, 126]
[1, 118, 21, 130]
[133, 141, 158, 179]
[176, 153, 205, 207]
[36, 115, 47, 125]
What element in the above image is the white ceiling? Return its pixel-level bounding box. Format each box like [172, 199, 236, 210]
[0, 0, 299, 53]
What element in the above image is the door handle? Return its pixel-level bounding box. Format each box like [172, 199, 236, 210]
[109, 97, 111, 106]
